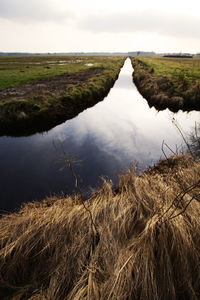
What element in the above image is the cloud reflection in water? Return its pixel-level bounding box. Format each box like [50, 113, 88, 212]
[51, 59, 200, 167]
[0, 58, 200, 211]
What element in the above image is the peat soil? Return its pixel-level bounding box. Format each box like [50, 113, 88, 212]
[0, 68, 102, 101]
[0, 68, 120, 136]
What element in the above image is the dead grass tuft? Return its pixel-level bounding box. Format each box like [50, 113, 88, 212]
[0, 154, 200, 299]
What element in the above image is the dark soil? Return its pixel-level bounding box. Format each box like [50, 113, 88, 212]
[0, 66, 122, 136]
[0, 68, 103, 102]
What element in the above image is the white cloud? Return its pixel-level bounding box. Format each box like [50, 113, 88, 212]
[0, 0, 72, 23]
[0, 0, 200, 53]
[79, 11, 200, 39]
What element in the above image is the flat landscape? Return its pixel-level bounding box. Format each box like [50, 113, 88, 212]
[1, 0, 200, 298]
[0, 55, 200, 300]
[131, 56, 200, 112]
[0, 55, 125, 135]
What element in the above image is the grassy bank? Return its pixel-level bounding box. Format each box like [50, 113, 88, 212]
[0, 154, 200, 299]
[0, 56, 125, 136]
[131, 56, 200, 112]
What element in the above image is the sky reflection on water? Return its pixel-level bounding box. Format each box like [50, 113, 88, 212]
[0, 58, 199, 211]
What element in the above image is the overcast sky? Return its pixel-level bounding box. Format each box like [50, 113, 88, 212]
[0, 0, 200, 53]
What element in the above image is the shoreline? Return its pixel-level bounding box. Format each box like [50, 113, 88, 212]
[131, 57, 200, 113]
[0, 153, 200, 299]
[0, 57, 125, 137]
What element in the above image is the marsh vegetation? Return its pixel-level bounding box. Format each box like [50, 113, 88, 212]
[0, 57, 200, 299]
[1, 58, 199, 212]
[131, 56, 200, 112]
[0, 55, 125, 135]
[0, 154, 200, 299]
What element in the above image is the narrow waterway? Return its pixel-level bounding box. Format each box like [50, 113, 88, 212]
[0, 58, 199, 211]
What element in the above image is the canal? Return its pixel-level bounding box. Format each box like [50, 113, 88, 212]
[0, 58, 199, 211]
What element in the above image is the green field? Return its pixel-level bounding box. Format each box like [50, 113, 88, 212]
[131, 56, 200, 112]
[0, 55, 123, 90]
[137, 56, 200, 89]
[0, 55, 125, 136]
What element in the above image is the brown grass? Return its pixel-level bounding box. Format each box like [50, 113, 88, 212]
[131, 57, 200, 112]
[0, 154, 200, 299]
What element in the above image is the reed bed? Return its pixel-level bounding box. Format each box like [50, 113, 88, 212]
[0, 154, 200, 299]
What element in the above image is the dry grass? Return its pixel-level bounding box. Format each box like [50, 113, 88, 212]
[131, 57, 200, 112]
[0, 154, 200, 299]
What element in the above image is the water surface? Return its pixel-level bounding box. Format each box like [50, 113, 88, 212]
[0, 58, 199, 211]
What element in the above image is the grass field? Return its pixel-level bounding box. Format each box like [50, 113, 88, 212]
[0, 55, 119, 90]
[0, 55, 125, 136]
[131, 56, 200, 112]
[0, 154, 199, 299]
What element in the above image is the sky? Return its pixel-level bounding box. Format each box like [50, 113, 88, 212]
[0, 0, 200, 53]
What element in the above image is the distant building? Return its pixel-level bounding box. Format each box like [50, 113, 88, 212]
[163, 53, 193, 58]
[128, 51, 156, 56]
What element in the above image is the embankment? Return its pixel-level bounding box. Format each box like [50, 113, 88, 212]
[0, 59, 125, 136]
[0, 154, 200, 299]
[131, 57, 200, 112]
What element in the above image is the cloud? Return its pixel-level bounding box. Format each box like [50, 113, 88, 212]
[79, 11, 200, 39]
[0, 0, 71, 23]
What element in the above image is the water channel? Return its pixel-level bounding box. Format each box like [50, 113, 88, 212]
[0, 58, 199, 211]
